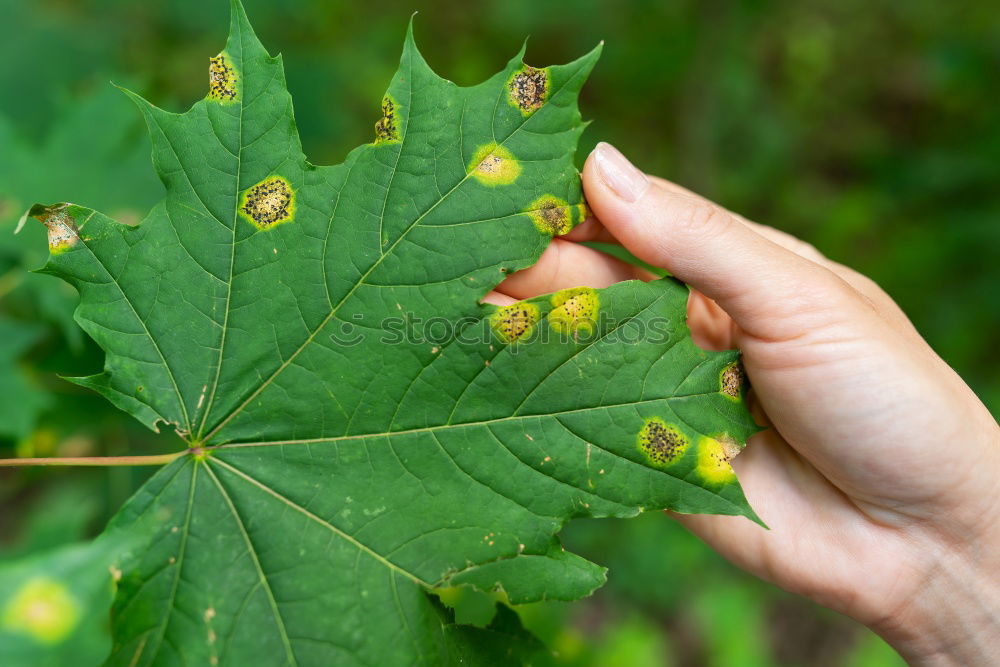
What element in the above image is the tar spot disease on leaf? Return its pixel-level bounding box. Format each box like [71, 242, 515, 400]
[490, 301, 541, 343]
[508, 65, 550, 114]
[28, 2, 760, 664]
[638, 417, 689, 466]
[208, 53, 238, 102]
[469, 142, 521, 185]
[721, 362, 743, 399]
[549, 286, 599, 337]
[374, 94, 400, 143]
[527, 194, 583, 235]
[239, 176, 295, 229]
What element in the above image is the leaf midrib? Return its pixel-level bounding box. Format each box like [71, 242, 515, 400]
[195, 20, 248, 441]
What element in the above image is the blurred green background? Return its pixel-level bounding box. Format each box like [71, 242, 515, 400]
[1, 0, 997, 664]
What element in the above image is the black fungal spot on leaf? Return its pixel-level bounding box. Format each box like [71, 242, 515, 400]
[549, 287, 599, 336]
[638, 417, 689, 466]
[239, 176, 295, 230]
[208, 54, 238, 102]
[526, 195, 581, 236]
[508, 65, 549, 114]
[375, 95, 400, 143]
[490, 302, 540, 344]
[720, 363, 743, 399]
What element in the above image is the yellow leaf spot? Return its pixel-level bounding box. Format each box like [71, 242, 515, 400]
[525, 195, 585, 236]
[469, 142, 521, 186]
[548, 287, 599, 337]
[3, 577, 80, 643]
[696, 436, 737, 484]
[239, 176, 295, 230]
[208, 53, 238, 103]
[490, 301, 540, 344]
[637, 417, 689, 467]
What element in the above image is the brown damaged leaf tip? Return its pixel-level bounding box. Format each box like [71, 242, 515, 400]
[29, 203, 80, 253]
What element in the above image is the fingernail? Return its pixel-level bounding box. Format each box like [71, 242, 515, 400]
[593, 142, 649, 202]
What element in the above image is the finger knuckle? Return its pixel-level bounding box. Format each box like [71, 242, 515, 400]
[793, 239, 825, 261]
[811, 268, 858, 302]
[674, 198, 732, 239]
[843, 267, 887, 298]
[762, 264, 855, 319]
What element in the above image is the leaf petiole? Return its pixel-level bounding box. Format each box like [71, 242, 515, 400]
[0, 451, 185, 467]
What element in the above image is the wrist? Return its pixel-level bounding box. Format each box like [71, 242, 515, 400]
[873, 527, 1000, 665]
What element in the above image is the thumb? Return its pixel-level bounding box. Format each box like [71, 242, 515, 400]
[582, 143, 861, 342]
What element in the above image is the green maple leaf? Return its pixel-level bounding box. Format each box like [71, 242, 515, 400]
[28, 2, 759, 663]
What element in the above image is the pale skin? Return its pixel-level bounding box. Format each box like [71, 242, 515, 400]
[485, 142, 1000, 665]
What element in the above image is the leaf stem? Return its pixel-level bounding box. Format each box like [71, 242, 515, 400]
[0, 452, 185, 467]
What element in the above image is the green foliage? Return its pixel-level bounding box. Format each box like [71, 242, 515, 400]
[25, 2, 764, 663]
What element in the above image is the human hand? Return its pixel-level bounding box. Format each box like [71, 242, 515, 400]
[486, 142, 1000, 665]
